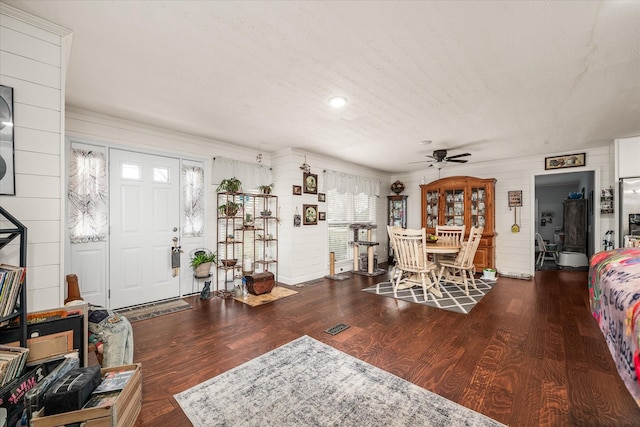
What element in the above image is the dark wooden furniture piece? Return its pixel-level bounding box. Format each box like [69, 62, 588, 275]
[0, 206, 27, 347]
[420, 176, 496, 270]
[387, 195, 408, 264]
[563, 198, 588, 253]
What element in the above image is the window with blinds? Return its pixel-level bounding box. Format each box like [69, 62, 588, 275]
[327, 189, 376, 262]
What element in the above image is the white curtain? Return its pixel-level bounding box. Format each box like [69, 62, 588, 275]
[324, 169, 380, 197]
[68, 148, 108, 243]
[182, 161, 205, 237]
[212, 156, 272, 191]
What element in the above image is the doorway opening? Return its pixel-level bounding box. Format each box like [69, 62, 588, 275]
[534, 170, 596, 271]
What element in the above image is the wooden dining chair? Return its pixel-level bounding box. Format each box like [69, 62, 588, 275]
[388, 227, 441, 300]
[437, 226, 483, 295]
[435, 224, 466, 261]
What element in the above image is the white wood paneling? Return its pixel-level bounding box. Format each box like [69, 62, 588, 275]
[14, 103, 61, 133]
[28, 242, 60, 266]
[14, 175, 60, 198]
[0, 198, 60, 221]
[0, 51, 61, 88]
[13, 127, 60, 155]
[0, 76, 61, 111]
[15, 151, 60, 176]
[0, 26, 61, 67]
[22, 220, 61, 243]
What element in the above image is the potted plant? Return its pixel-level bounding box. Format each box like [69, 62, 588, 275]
[258, 183, 274, 194]
[218, 201, 242, 217]
[216, 177, 242, 193]
[190, 250, 217, 278]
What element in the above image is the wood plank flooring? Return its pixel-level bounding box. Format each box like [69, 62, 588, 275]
[127, 269, 640, 426]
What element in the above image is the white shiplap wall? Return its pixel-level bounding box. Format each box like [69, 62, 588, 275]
[0, 4, 71, 311]
[392, 144, 614, 279]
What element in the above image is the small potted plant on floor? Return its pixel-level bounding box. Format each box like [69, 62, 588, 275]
[190, 250, 217, 278]
[216, 177, 242, 193]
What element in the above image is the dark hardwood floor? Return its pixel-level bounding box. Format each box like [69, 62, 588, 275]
[128, 269, 640, 426]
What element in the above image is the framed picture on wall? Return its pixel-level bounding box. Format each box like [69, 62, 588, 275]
[318, 193, 326, 202]
[0, 85, 15, 196]
[303, 173, 318, 194]
[293, 185, 302, 195]
[544, 153, 585, 170]
[318, 211, 326, 221]
[303, 204, 318, 225]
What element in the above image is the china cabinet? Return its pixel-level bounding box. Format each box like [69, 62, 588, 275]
[420, 176, 496, 270]
[387, 195, 407, 264]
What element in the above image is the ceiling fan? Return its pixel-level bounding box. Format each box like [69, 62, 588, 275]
[409, 149, 471, 167]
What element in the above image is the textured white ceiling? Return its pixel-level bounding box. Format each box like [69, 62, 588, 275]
[5, 0, 640, 173]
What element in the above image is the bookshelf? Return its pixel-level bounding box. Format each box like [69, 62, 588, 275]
[0, 206, 27, 347]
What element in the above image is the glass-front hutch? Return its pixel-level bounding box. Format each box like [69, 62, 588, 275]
[421, 176, 496, 270]
[387, 195, 407, 264]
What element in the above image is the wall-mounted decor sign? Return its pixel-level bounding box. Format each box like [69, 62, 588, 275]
[545, 153, 585, 170]
[303, 172, 318, 194]
[294, 206, 301, 227]
[0, 85, 15, 196]
[508, 190, 522, 207]
[303, 204, 318, 225]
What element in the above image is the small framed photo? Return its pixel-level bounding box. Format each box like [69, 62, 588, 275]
[318, 211, 326, 221]
[303, 204, 318, 225]
[303, 173, 318, 194]
[293, 185, 302, 195]
[318, 193, 326, 202]
[545, 153, 585, 170]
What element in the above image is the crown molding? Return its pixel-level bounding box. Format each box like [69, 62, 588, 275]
[0, 3, 72, 37]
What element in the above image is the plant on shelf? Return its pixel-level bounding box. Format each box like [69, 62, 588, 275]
[258, 183, 274, 194]
[218, 201, 242, 217]
[245, 213, 253, 226]
[190, 250, 217, 278]
[216, 177, 242, 193]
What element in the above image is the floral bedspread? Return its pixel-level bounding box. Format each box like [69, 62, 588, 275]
[588, 248, 640, 406]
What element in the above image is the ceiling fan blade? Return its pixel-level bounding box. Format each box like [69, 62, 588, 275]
[445, 152, 471, 160]
[447, 159, 468, 163]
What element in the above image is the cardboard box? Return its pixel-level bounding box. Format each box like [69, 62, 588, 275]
[29, 363, 141, 427]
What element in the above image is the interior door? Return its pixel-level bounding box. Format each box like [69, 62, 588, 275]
[109, 149, 180, 309]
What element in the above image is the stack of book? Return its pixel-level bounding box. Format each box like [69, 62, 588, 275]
[0, 344, 29, 386]
[0, 264, 26, 318]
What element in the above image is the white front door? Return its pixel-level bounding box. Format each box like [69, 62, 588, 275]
[109, 149, 180, 309]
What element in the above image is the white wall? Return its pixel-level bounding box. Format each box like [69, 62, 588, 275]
[65, 110, 390, 295]
[392, 145, 613, 279]
[0, 4, 71, 311]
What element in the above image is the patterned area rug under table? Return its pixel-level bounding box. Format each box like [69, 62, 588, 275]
[174, 335, 505, 426]
[362, 277, 497, 314]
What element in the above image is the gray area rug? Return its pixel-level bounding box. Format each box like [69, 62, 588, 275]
[174, 335, 505, 427]
[115, 298, 191, 322]
[362, 277, 496, 314]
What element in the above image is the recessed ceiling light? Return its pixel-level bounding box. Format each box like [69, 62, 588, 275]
[328, 96, 347, 108]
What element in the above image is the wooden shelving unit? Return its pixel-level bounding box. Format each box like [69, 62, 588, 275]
[216, 192, 278, 294]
